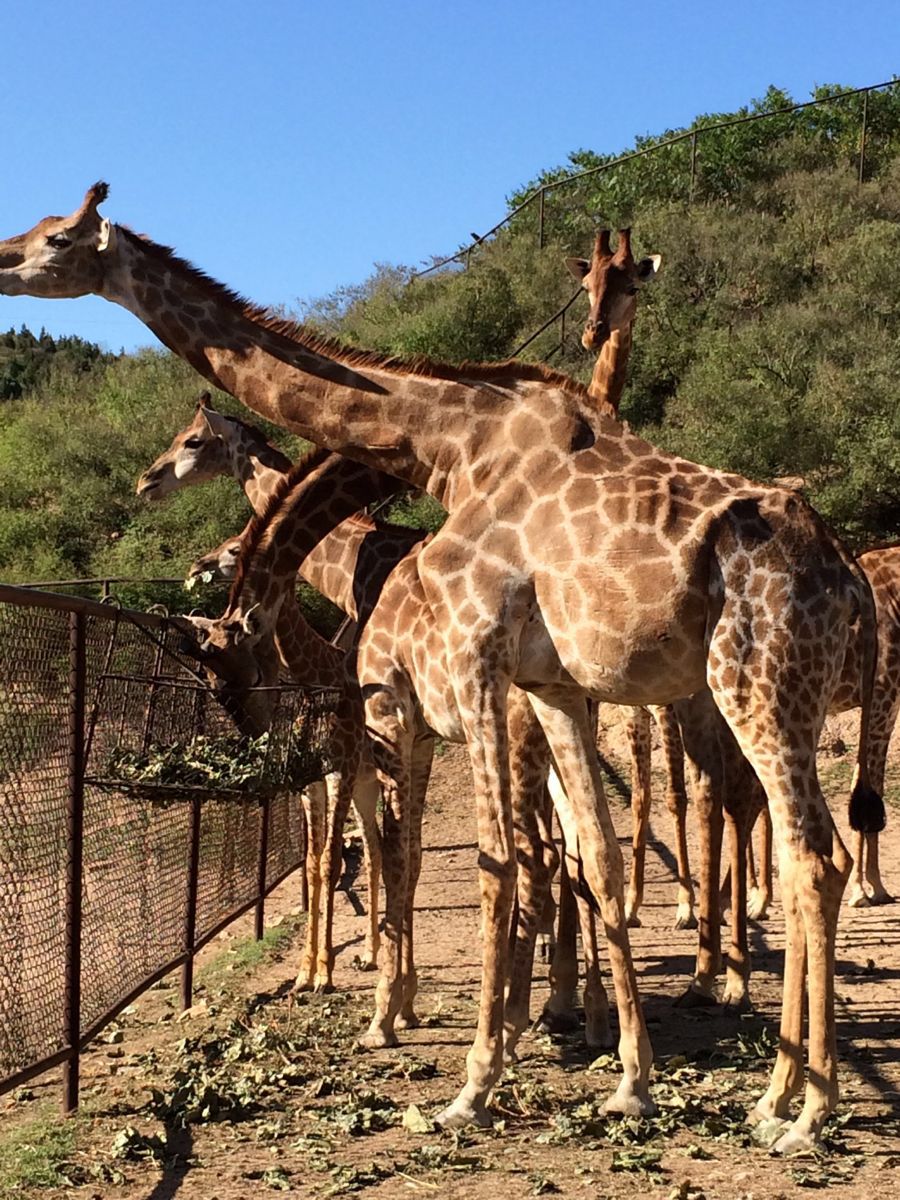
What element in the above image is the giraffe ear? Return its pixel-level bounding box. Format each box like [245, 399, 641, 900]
[198, 404, 232, 440]
[565, 257, 591, 282]
[238, 604, 268, 642]
[96, 218, 116, 254]
[635, 254, 662, 282]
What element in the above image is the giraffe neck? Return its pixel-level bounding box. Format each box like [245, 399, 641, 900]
[273, 591, 345, 689]
[302, 516, 426, 622]
[221, 435, 422, 622]
[226, 449, 400, 620]
[102, 228, 584, 507]
[587, 326, 632, 418]
[227, 439, 292, 511]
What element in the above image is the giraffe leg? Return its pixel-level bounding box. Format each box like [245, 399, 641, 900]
[298, 797, 310, 913]
[540, 849, 580, 1034]
[351, 766, 382, 971]
[847, 692, 896, 906]
[710, 600, 851, 1152]
[748, 853, 807, 1130]
[360, 705, 413, 1050]
[748, 806, 773, 920]
[531, 695, 653, 1117]
[624, 706, 651, 928]
[295, 782, 327, 992]
[535, 793, 560, 963]
[547, 774, 613, 1049]
[505, 693, 554, 1059]
[435, 670, 518, 1131]
[397, 739, 433, 1030]
[721, 740, 763, 1013]
[672, 692, 723, 1007]
[863, 831, 893, 905]
[653, 704, 697, 930]
[846, 830, 870, 908]
[314, 769, 355, 993]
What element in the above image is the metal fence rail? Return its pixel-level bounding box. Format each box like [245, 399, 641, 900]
[412, 77, 900, 280]
[0, 583, 315, 1111]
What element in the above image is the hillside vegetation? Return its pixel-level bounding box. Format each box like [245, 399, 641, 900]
[1, 82, 899, 616]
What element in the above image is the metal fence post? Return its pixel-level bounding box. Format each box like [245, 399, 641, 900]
[62, 611, 85, 1113]
[255, 795, 270, 941]
[858, 88, 869, 186]
[538, 188, 546, 250]
[180, 794, 202, 1010]
[689, 130, 699, 202]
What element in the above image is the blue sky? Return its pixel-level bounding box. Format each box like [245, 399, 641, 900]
[2, 0, 898, 351]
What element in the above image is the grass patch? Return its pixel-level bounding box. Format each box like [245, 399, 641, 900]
[197, 914, 301, 990]
[0, 1110, 78, 1196]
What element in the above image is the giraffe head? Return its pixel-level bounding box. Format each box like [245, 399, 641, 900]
[0, 183, 116, 298]
[188, 537, 243, 583]
[136, 393, 240, 498]
[178, 606, 280, 737]
[566, 229, 661, 352]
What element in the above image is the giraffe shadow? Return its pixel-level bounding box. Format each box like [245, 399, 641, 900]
[140, 1119, 193, 1200]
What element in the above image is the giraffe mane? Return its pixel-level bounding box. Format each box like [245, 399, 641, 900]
[226, 445, 336, 610]
[119, 227, 592, 400]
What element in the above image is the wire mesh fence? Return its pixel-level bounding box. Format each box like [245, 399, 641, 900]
[0, 583, 338, 1109]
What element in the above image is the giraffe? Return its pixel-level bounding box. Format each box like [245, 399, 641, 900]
[173, 444, 607, 1056]
[178, 447, 406, 992]
[138, 393, 426, 627]
[0, 184, 885, 1151]
[745, 543, 900, 914]
[566, 231, 696, 932]
[141, 399, 591, 1047]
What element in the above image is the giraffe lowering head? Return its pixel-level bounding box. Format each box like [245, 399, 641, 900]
[566, 229, 661, 352]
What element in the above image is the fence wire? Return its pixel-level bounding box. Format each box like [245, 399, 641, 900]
[0, 588, 336, 1099]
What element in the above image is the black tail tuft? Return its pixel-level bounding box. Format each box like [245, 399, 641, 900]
[849, 781, 886, 834]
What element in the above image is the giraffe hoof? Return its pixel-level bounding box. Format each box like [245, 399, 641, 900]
[869, 889, 895, 906]
[358, 1027, 399, 1050]
[673, 910, 698, 931]
[749, 1115, 791, 1147]
[625, 911, 642, 929]
[537, 1007, 580, 1035]
[292, 977, 315, 994]
[435, 1098, 493, 1130]
[313, 980, 335, 995]
[722, 992, 753, 1016]
[601, 1085, 656, 1119]
[846, 887, 871, 909]
[396, 1011, 420, 1031]
[772, 1122, 820, 1156]
[352, 955, 379, 973]
[673, 982, 718, 1009]
[747, 889, 771, 921]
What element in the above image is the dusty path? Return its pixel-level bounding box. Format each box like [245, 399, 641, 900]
[2, 730, 899, 1199]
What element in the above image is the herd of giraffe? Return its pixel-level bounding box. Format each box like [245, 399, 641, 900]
[1, 184, 897, 1154]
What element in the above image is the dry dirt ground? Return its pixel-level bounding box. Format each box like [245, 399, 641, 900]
[2, 712, 899, 1200]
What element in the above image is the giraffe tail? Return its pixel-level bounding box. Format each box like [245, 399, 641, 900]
[844, 551, 886, 834]
[849, 778, 885, 834]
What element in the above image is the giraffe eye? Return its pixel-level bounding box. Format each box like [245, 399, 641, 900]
[183, 437, 204, 450]
[626, 285, 639, 296]
[46, 233, 72, 249]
